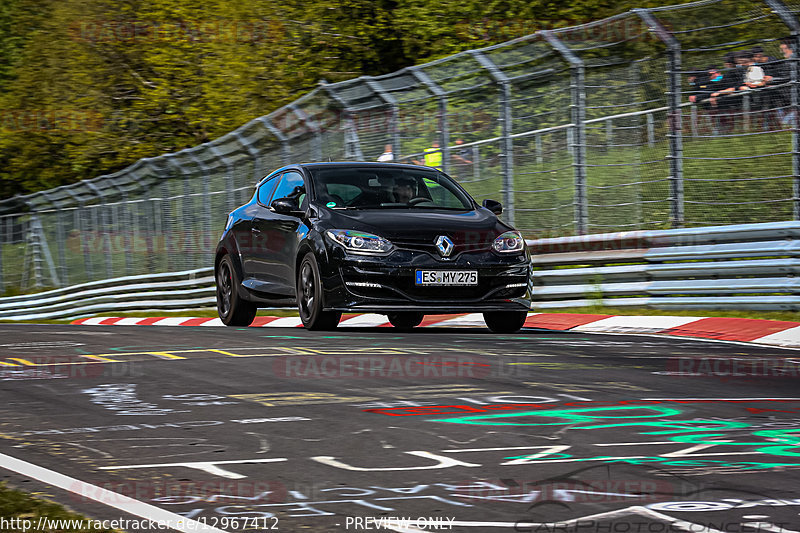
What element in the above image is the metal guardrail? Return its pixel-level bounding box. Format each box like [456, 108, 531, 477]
[527, 220, 800, 310]
[0, 268, 214, 321]
[2, 220, 799, 319]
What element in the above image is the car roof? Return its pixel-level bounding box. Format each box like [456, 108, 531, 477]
[300, 162, 436, 171]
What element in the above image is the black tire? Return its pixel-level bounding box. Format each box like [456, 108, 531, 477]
[483, 311, 528, 334]
[297, 253, 341, 330]
[217, 255, 257, 327]
[387, 312, 424, 331]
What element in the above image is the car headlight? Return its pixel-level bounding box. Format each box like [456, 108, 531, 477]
[326, 229, 393, 255]
[492, 231, 525, 254]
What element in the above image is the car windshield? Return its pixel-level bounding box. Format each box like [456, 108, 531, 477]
[309, 167, 474, 210]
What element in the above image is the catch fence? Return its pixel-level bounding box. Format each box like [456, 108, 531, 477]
[2, 0, 800, 292]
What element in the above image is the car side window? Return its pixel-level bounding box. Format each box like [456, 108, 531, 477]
[271, 171, 307, 208]
[257, 177, 278, 206]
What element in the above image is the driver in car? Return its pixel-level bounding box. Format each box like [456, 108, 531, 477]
[393, 177, 415, 203]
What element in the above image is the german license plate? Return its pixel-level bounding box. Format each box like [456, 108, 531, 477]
[415, 270, 478, 286]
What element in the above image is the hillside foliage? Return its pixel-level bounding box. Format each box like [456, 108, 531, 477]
[0, 0, 692, 198]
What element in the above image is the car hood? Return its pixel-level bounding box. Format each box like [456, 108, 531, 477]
[321, 207, 512, 246]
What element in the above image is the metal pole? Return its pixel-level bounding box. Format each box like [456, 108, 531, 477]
[743, 93, 751, 132]
[535, 134, 543, 165]
[543, 31, 587, 235]
[73, 205, 92, 281]
[635, 9, 683, 228]
[160, 180, 172, 272]
[470, 50, 515, 225]
[320, 83, 364, 161]
[794, 38, 800, 220]
[234, 130, 266, 203]
[766, 0, 800, 219]
[0, 217, 4, 292]
[40, 191, 68, 287]
[363, 80, 401, 157]
[208, 146, 236, 214]
[408, 68, 450, 173]
[258, 117, 291, 165]
[472, 145, 480, 180]
[289, 104, 323, 161]
[189, 154, 214, 265]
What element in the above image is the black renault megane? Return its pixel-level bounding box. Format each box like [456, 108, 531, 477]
[215, 162, 532, 332]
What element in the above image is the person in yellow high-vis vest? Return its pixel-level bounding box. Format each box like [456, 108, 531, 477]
[413, 141, 442, 169]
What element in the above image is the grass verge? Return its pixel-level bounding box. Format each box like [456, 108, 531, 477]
[0, 482, 118, 532]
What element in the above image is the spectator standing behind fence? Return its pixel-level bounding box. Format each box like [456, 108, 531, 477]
[775, 39, 797, 127]
[753, 46, 780, 129]
[690, 66, 736, 134]
[377, 144, 394, 162]
[738, 51, 766, 90]
[752, 46, 777, 83]
[450, 138, 473, 179]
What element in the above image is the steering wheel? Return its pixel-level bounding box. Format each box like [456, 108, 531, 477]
[408, 197, 430, 206]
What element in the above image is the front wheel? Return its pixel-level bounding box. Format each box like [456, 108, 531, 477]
[387, 312, 424, 331]
[483, 311, 528, 334]
[217, 255, 257, 327]
[297, 253, 341, 330]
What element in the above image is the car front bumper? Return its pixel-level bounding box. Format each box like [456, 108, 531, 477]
[321, 247, 532, 313]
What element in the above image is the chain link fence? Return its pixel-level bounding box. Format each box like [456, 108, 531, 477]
[2, 0, 800, 292]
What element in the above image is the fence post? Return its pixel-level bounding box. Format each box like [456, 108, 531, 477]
[471, 50, 515, 226]
[259, 117, 291, 165]
[408, 67, 450, 174]
[188, 154, 214, 265]
[39, 191, 68, 287]
[107, 177, 134, 276]
[234, 130, 266, 206]
[365, 80, 402, 158]
[763, 0, 800, 219]
[82, 181, 112, 279]
[321, 82, 364, 161]
[208, 146, 236, 214]
[66, 195, 93, 282]
[543, 31, 587, 235]
[0, 216, 4, 292]
[635, 9, 683, 228]
[289, 104, 323, 161]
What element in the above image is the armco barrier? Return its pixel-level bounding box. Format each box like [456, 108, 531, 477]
[1, 220, 800, 319]
[0, 268, 214, 320]
[527, 220, 800, 311]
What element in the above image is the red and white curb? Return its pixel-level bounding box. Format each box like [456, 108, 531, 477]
[70, 313, 800, 348]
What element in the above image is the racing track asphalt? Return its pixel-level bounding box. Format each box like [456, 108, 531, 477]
[0, 323, 798, 532]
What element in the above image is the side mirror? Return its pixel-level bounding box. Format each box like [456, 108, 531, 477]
[271, 197, 303, 216]
[482, 199, 503, 215]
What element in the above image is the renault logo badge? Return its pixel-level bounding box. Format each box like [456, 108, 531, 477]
[435, 235, 454, 257]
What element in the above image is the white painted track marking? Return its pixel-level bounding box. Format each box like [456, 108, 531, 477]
[572, 315, 704, 333]
[338, 313, 389, 327]
[262, 317, 304, 328]
[0, 452, 228, 533]
[114, 317, 146, 325]
[80, 317, 113, 325]
[434, 313, 486, 327]
[755, 325, 800, 347]
[198, 318, 224, 326]
[150, 317, 190, 326]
